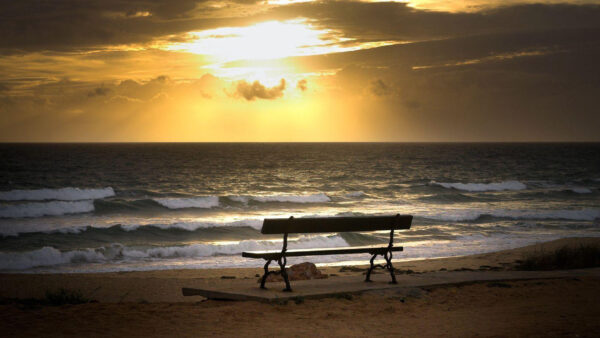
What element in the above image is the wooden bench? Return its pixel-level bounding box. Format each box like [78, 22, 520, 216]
[242, 214, 412, 291]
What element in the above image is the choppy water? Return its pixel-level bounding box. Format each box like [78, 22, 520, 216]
[0, 143, 598, 273]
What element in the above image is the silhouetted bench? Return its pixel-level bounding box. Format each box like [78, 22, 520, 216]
[242, 214, 412, 291]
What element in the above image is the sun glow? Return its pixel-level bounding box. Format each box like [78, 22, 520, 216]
[169, 20, 396, 62]
[167, 19, 396, 82]
[169, 20, 344, 62]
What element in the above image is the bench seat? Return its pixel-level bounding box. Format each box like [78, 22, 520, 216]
[242, 245, 403, 259]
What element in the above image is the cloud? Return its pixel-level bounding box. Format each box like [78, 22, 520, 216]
[150, 91, 170, 102]
[0, 0, 263, 53]
[369, 79, 392, 96]
[152, 75, 171, 84]
[297, 79, 307, 91]
[2, 2, 600, 142]
[2, 1, 600, 54]
[108, 95, 143, 104]
[88, 87, 111, 97]
[270, 2, 600, 42]
[293, 21, 600, 141]
[0, 73, 223, 123]
[234, 79, 286, 100]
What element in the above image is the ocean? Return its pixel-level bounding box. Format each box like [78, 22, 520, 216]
[0, 143, 598, 273]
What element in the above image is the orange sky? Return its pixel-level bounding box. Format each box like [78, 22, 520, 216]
[1, 0, 600, 142]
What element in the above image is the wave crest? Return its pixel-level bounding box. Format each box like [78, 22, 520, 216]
[153, 196, 219, 209]
[228, 193, 331, 204]
[345, 191, 367, 198]
[0, 200, 94, 218]
[0, 235, 349, 270]
[431, 180, 526, 192]
[422, 208, 600, 222]
[566, 187, 592, 194]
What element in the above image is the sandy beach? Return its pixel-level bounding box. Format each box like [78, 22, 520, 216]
[1, 237, 599, 337]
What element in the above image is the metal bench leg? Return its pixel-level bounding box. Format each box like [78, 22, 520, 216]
[384, 251, 397, 284]
[366, 251, 397, 283]
[260, 259, 273, 289]
[365, 253, 378, 282]
[278, 256, 292, 292]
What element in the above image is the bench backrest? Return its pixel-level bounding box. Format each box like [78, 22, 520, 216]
[261, 214, 412, 234]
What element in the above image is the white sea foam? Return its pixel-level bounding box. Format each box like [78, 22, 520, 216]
[529, 181, 594, 194]
[492, 209, 600, 221]
[422, 208, 600, 222]
[154, 196, 219, 209]
[0, 218, 266, 237]
[226, 193, 331, 204]
[0, 246, 106, 270]
[0, 200, 95, 218]
[120, 219, 264, 232]
[53, 225, 91, 234]
[430, 180, 527, 192]
[567, 187, 592, 194]
[345, 191, 367, 198]
[228, 195, 250, 204]
[122, 235, 348, 259]
[0, 235, 349, 270]
[0, 187, 115, 201]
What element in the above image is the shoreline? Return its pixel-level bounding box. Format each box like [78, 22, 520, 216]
[6, 234, 600, 276]
[1, 237, 598, 303]
[1, 237, 599, 337]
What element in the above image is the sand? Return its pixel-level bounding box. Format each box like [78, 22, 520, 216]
[1, 237, 599, 337]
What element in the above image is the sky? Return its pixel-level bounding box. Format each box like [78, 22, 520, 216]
[1, 0, 600, 142]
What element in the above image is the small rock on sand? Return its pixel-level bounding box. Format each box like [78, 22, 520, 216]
[260, 262, 328, 283]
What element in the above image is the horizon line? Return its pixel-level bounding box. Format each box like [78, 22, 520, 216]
[1, 141, 599, 144]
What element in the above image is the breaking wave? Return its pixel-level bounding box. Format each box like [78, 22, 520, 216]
[153, 196, 220, 209]
[226, 193, 331, 204]
[117, 219, 264, 232]
[0, 219, 265, 237]
[566, 187, 593, 194]
[0, 187, 115, 201]
[0, 235, 349, 270]
[430, 180, 526, 192]
[0, 200, 94, 218]
[1, 192, 334, 219]
[0, 246, 107, 271]
[345, 191, 367, 198]
[421, 208, 600, 222]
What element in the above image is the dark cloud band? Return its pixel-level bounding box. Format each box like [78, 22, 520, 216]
[2, 1, 600, 53]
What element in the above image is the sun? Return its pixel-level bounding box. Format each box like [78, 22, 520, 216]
[169, 19, 397, 62]
[168, 20, 344, 62]
[165, 19, 396, 83]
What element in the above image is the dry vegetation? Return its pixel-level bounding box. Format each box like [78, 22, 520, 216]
[516, 244, 600, 271]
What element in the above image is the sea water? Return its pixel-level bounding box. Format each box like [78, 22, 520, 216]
[0, 143, 598, 273]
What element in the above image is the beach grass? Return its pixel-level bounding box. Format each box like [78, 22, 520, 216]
[516, 244, 600, 270]
[44, 288, 91, 306]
